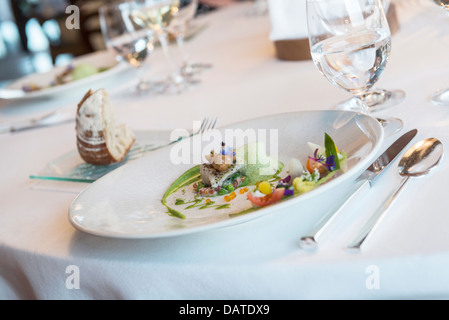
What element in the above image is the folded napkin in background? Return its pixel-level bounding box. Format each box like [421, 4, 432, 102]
[267, 0, 311, 61]
[268, 0, 308, 42]
[267, 0, 399, 61]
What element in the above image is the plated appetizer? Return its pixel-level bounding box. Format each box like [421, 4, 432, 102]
[162, 133, 346, 219]
[22, 63, 110, 93]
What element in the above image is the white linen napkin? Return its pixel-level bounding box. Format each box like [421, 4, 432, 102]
[267, 0, 308, 41]
[267, 0, 391, 42]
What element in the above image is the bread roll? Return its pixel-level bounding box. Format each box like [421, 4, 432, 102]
[76, 89, 135, 165]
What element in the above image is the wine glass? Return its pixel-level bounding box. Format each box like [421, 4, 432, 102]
[131, 0, 190, 93]
[306, 0, 403, 136]
[334, 0, 406, 112]
[168, 0, 212, 79]
[99, 1, 157, 94]
[430, 0, 449, 105]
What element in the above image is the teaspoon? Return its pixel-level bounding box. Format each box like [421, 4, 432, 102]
[346, 138, 444, 251]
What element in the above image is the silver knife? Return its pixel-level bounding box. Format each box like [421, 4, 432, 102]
[0, 110, 74, 134]
[299, 129, 418, 250]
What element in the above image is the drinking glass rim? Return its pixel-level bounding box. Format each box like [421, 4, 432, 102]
[99, 0, 136, 15]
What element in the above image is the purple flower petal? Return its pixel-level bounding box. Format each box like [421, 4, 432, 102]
[325, 155, 336, 171]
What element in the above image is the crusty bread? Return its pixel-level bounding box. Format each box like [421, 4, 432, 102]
[76, 89, 135, 166]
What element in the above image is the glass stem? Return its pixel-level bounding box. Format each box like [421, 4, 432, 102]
[176, 30, 190, 65]
[135, 65, 148, 92]
[157, 30, 179, 76]
[355, 92, 370, 115]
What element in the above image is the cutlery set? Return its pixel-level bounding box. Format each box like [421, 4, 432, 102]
[300, 129, 444, 252]
[7, 108, 443, 249]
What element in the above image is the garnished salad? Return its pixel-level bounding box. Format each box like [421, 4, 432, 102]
[161, 133, 346, 219]
[246, 133, 346, 207]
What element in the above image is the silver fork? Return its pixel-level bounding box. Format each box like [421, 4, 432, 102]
[199, 116, 218, 134]
[127, 116, 218, 160]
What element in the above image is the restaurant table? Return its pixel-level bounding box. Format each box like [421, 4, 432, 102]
[2, 0, 449, 300]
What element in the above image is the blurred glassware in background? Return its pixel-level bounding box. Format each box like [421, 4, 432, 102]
[335, 0, 406, 113]
[430, 0, 449, 105]
[307, 0, 403, 136]
[99, 1, 157, 94]
[168, 0, 212, 79]
[131, 0, 195, 94]
[247, 0, 268, 16]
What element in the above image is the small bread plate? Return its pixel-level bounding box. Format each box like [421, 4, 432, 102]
[0, 50, 130, 101]
[69, 110, 384, 239]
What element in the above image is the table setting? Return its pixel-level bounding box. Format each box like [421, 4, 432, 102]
[1, 0, 449, 301]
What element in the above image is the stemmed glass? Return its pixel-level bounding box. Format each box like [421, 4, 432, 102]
[430, 0, 449, 105]
[168, 0, 212, 79]
[247, 0, 269, 16]
[335, 0, 406, 112]
[131, 0, 190, 93]
[306, 0, 403, 136]
[99, 1, 157, 94]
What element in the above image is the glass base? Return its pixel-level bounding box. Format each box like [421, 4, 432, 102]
[336, 89, 406, 113]
[431, 88, 449, 106]
[160, 73, 201, 95]
[121, 79, 169, 96]
[181, 62, 213, 78]
[376, 116, 404, 137]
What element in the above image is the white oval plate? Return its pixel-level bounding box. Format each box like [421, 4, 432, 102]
[69, 111, 384, 239]
[0, 50, 130, 101]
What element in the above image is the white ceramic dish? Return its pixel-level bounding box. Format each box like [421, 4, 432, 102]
[69, 111, 384, 239]
[0, 50, 130, 101]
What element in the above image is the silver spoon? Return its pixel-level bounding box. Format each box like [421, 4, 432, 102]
[346, 138, 444, 251]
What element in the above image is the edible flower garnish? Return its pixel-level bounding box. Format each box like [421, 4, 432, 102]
[308, 147, 337, 174]
[324, 133, 340, 170]
[278, 175, 291, 185]
[301, 168, 320, 183]
[324, 154, 336, 171]
[220, 143, 235, 156]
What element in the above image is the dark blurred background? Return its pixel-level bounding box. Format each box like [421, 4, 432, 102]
[0, 0, 217, 88]
[0, 0, 111, 87]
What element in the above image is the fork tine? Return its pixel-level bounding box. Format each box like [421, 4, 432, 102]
[210, 117, 218, 131]
[201, 117, 211, 133]
[199, 117, 207, 133]
[198, 117, 218, 134]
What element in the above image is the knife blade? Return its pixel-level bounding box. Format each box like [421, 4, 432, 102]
[0, 110, 74, 134]
[299, 129, 418, 250]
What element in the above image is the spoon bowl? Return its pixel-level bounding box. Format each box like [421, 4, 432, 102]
[346, 137, 444, 251]
[398, 138, 443, 177]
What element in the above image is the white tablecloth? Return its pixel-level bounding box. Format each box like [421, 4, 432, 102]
[2, 0, 449, 300]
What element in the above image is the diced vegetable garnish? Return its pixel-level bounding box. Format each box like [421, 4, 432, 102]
[306, 158, 328, 176]
[292, 178, 318, 195]
[239, 187, 249, 194]
[224, 191, 237, 202]
[258, 181, 272, 195]
[288, 158, 304, 180]
[247, 188, 285, 207]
